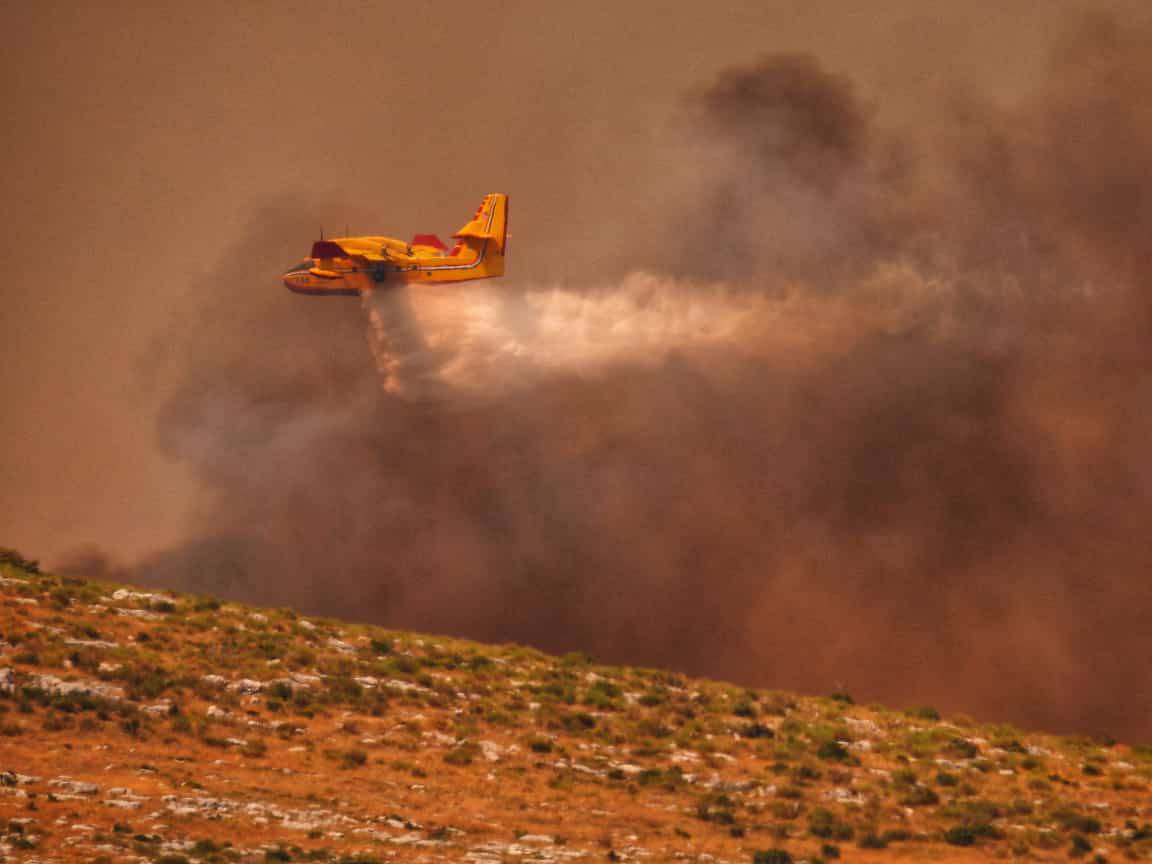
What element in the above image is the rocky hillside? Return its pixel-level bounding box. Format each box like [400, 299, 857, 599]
[0, 550, 1148, 863]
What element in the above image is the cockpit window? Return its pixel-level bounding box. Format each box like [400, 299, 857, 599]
[284, 260, 313, 274]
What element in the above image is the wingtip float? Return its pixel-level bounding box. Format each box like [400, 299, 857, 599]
[283, 193, 509, 296]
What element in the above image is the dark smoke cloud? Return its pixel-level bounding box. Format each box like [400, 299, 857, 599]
[690, 53, 868, 187]
[140, 13, 1152, 741]
[55, 545, 133, 584]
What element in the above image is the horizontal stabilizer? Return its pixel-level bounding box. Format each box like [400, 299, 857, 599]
[411, 233, 448, 251]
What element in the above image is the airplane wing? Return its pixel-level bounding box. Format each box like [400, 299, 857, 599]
[311, 238, 388, 262]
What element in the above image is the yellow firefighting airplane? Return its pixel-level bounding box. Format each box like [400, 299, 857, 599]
[283, 193, 508, 296]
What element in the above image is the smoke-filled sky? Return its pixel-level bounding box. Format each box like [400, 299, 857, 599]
[3, 1, 1152, 741]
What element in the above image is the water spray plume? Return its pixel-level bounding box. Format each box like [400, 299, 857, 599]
[360, 274, 781, 401]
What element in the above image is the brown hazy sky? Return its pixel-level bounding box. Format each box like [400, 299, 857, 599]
[0, 0, 1112, 563]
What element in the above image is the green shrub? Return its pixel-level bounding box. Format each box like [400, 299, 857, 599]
[42, 712, 70, 732]
[808, 808, 853, 841]
[892, 768, 918, 786]
[634, 718, 670, 738]
[1069, 834, 1092, 858]
[638, 767, 682, 789]
[696, 793, 737, 825]
[741, 723, 775, 740]
[192, 595, 221, 611]
[1052, 809, 1101, 834]
[0, 547, 40, 573]
[114, 663, 173, 701]
[943, 823, 1001, 846]
[733, 701, 757, 718]
[752, 850, 793, 864]
[770, 800, 801, 820]
[584, 680, 622, 709]
[944, 826, 977, 847]
[791, 764, 822, 782]
[443, 743, 478, 766]
[340, 749, 367, 769]
[816, 740, 851, 762]
[941, 799, 1002, 823]
[268, 681, 293, 701]
[899, 785, 940, 807]
[993, 736, 1028, 754]
[560, 712, 597, 732]
[947, 737, 979, 759]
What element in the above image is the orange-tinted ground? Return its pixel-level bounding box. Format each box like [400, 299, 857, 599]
[0, 557, 1148, 863]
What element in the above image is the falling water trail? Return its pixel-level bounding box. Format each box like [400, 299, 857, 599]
[360, 285, 450, 400]
[358, 272, 801, 400]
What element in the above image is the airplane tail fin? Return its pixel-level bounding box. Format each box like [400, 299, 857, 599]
[451, 193, 508, 278]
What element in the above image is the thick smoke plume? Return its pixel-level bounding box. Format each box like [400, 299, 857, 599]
[134, 14, 1152, 741]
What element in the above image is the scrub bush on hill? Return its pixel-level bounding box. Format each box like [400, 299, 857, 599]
[1053, 809, 1102, 835]
[695, 793, 737, 825]
[908, 705, 941, 720]
[857, 831, 888, 849]
[944, 823, 1002, 846]
[899, 784, 940, 806]
[0, 547, 40, 573]
[816, 740, 852, 762]
[947, 737, 980, 759]
[808, 808, 854, 841]
[740, 722, 775, 739]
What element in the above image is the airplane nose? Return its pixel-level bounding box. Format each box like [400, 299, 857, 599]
[283, 266, 359, 296]
[283, 270, 309, 292]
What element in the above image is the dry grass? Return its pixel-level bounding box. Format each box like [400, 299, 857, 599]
[0, 559, 1149, 863]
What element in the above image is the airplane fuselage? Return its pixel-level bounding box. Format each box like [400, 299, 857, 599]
[283, 194, 508, 297]
[283, 236, 500, 295]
